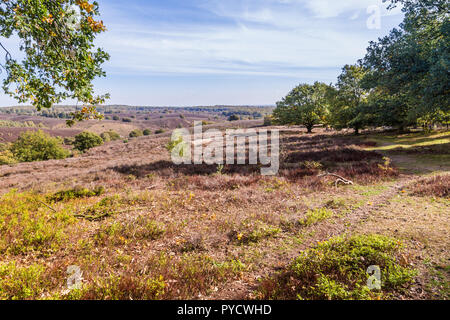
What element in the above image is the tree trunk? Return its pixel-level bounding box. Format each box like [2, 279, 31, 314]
[354, 127, 360, 135]
[306, 125, 313, 133]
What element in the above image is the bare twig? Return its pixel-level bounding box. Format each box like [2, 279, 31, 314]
[318, 171, 354, 188]
[37, 200, 57, 212]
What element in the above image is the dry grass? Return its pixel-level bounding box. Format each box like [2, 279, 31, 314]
[0, 125, 448, 300]
[408, 174, 450, 198]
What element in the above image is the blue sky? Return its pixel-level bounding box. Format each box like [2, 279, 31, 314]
[0, 0, 404, 107]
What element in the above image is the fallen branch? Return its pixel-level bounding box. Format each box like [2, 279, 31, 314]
[73, 208, 147, 221]
[318, 172, 354, 188]
[73, 212, 111, 221]
[37, 200, 57, 212]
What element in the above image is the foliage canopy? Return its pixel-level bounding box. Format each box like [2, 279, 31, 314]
[0, 0, 109, 125]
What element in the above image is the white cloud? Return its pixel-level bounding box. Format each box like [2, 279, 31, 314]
[96, 0, 403, 78]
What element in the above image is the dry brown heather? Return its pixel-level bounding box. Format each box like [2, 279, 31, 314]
[0, 126, 449, 300]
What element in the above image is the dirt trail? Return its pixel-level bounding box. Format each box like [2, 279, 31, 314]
[206, 172, 427, 300]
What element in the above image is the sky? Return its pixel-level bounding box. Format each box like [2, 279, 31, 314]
[0, 0, 404, 107]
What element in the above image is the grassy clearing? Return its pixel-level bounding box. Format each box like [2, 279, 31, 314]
[367, 131, 450, 151]
[257, 235, 416, 300]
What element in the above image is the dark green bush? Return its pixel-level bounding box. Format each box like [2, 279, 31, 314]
[11, 130, 70, 162]
[74, 132, 104, 152]
[258, 234, 416, 300]
[143, 129, 151, 136]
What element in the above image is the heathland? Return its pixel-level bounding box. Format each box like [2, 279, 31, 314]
[0, 107, 448, 300]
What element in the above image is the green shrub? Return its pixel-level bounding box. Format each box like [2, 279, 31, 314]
[155, 129, 165, 134]
[11, 130, 70, 162]
[100, 132, 111, 142]
[48, 186, 105, 202]
[299, 208, 333, 226]
[258, 235, 416, 300]
[74, 132, 104, 152]
[106, 130, 121, 141]
[129, 129, 143, 138]
[143, 129, 151, 136]
[75, 196, 121, 221]
[122, 118, 132, 123]
[0, 262, 48, 300]
[0, 143, 16, 165]
[0, 191, 76, 255]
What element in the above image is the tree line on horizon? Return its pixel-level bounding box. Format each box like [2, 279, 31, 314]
[273, 0, 449, 133]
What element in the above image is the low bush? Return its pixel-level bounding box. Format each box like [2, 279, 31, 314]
[143, 129, 151, 136]
[107, 131, 121, 141]
[299, 208, 334, 226]
[73, 254, 244, 300]
[230, 221, 280, 245]
[48, 186, 105, 202]
[0, 262, 48, 300]
[0, 191, 76, 255]
[129, 129, 143, 138]
[11, 130, 70, 162]
[100, 132, 111, 142]
[258, 235, 416, 300]
[0, 143, 16, 165]
[74, 132, 104, 152]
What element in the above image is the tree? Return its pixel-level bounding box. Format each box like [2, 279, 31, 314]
[0, 1, 109, 125]
[362, 0, 449, 129]
[11, 130, 70, 162]
[329, 64, 369, 134]
[228, 114, 239, 121]
[73, 131, 103, 151]
[273, 82, 331, 133]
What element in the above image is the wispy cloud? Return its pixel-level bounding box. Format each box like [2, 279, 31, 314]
[0, 0, 404, 106]
[99, 0, 402, 78]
